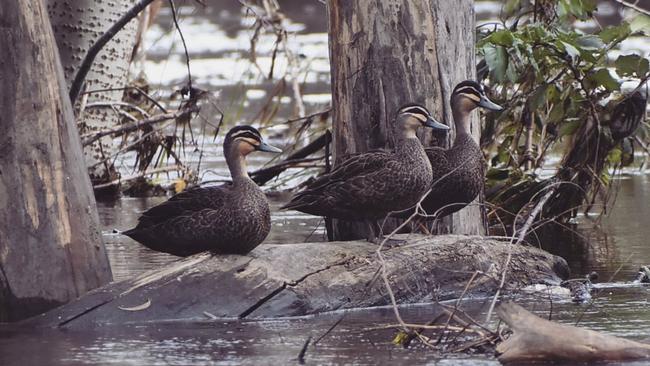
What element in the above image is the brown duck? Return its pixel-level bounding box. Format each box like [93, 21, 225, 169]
[123, 126, 281, 256]
[403, 80, 502, 219]
[281, 104, 449, 235]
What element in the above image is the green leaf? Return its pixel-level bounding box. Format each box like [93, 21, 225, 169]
[483, 44, 508, 83]
[489, 30, 515, 47]
[560, 41, 581, 62]
[630, 15, 650, 34]
[576, 35, 604, 50]
[559, 120, 581, 137]
[599, 22, 631, 43]
[615, 54, 650, 77]
[607, 147, 622, 165]
[590, 69, 620, 91]
[529, 84, 549, 110]
[547, 103, 565, 124]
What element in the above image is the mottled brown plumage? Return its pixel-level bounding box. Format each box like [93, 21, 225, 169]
[282, 104, 449, 221]
[415, 81, 502, 218]
[123, 126, 281, 257]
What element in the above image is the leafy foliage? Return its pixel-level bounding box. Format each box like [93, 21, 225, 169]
[477, 0, 649, 229]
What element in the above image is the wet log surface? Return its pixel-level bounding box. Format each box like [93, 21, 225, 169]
[497, 302, 650, 363]
[27, 235, 568, 329]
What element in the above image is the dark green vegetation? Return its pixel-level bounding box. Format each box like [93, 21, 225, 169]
[477, 0, 649, 230]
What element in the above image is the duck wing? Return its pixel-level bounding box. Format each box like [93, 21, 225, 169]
[135, 185, 229, 228]
[282, 150, 395, 216]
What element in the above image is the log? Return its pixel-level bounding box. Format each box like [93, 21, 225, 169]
[25, 235, 568, 329]
[0, 0, 112, 322]
[496, 302, 650, 363]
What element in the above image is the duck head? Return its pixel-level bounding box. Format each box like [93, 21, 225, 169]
[451, 80, 503, 113]
[396, 103, 449, 138]
[225, 125, 282, 156]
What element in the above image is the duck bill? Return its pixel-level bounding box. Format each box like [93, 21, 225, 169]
[257, 141, 282, 153]
[478, 96, 503, 111]
[424, 117, 450, 131]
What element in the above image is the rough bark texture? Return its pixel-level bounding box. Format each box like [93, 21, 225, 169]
[497, 302, 650, 363]
[0, 0, 113, 322]
[47, 0, 140, 190]
[24, 235, 568, 328]
[327, 0, 482, 241]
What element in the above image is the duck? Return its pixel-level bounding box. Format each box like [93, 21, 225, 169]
[395, 81, 503, 220]
[281, 104, 450, 239]
[123, 125, 282, 257]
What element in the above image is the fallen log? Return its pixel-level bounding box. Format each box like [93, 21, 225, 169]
[496, 302, 650, 363]
[26, 235, 568, 329]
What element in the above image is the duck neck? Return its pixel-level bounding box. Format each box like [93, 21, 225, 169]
[452, 100, 472, 141]
[225, 146, 251, 185]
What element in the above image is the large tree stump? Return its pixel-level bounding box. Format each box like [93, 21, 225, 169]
[497, 302, 650, 363]
[25, 235, 568, 328]
[327, 0, 482, 241]
[0, 0, 112, 322]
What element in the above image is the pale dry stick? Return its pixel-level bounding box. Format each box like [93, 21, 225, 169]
[81, 106, 199, 147]
[85, 101, 151, 119]
[613, 0, 650, 17]
[92, 165, 185, 190]
[364, 323, 485, 335]
[484, 182, 561, 324]
[375, 162, 472, 330]
[88, 123, 177, 169]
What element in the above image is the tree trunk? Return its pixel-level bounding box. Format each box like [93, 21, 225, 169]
[47, 0, 140, 194]
[0, 0, 113, 322]
[326, 0, 483, 241]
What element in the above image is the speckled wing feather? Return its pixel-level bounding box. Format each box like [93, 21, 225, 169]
[283, 150, 400, 218]
[134, 185, 229, 228]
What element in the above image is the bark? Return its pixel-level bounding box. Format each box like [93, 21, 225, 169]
[497, 302, 650, 363]
[326, 0, 482, 241]
[47, 0, 140, 191]
[0, 0, 113, 322]
[24, 235, 568, 328]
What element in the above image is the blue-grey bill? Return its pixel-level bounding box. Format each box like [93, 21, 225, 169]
[257, 141, 282, 153]
[424, 117, 450, 131]
[478, 96, 503, 111]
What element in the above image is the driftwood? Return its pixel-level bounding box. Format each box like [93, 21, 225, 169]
[25, 235, 567, 329]
[497, 302, 650, 363]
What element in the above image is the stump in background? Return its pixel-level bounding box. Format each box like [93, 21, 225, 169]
[326, 0, 483, 241]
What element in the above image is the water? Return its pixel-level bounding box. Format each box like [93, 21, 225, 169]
[2, 1, 650, 365]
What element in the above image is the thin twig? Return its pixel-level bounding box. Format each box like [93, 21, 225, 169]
[168, 0, 193, 95]
[81, 106, 199, 147]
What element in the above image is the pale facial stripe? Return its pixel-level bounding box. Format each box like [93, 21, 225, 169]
[454, 86, 482, 97]
[400, 106, 429, 116]
[230, 130, 261, 141]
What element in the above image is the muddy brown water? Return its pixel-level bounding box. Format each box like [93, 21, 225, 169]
[2, 1, 650, 365]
